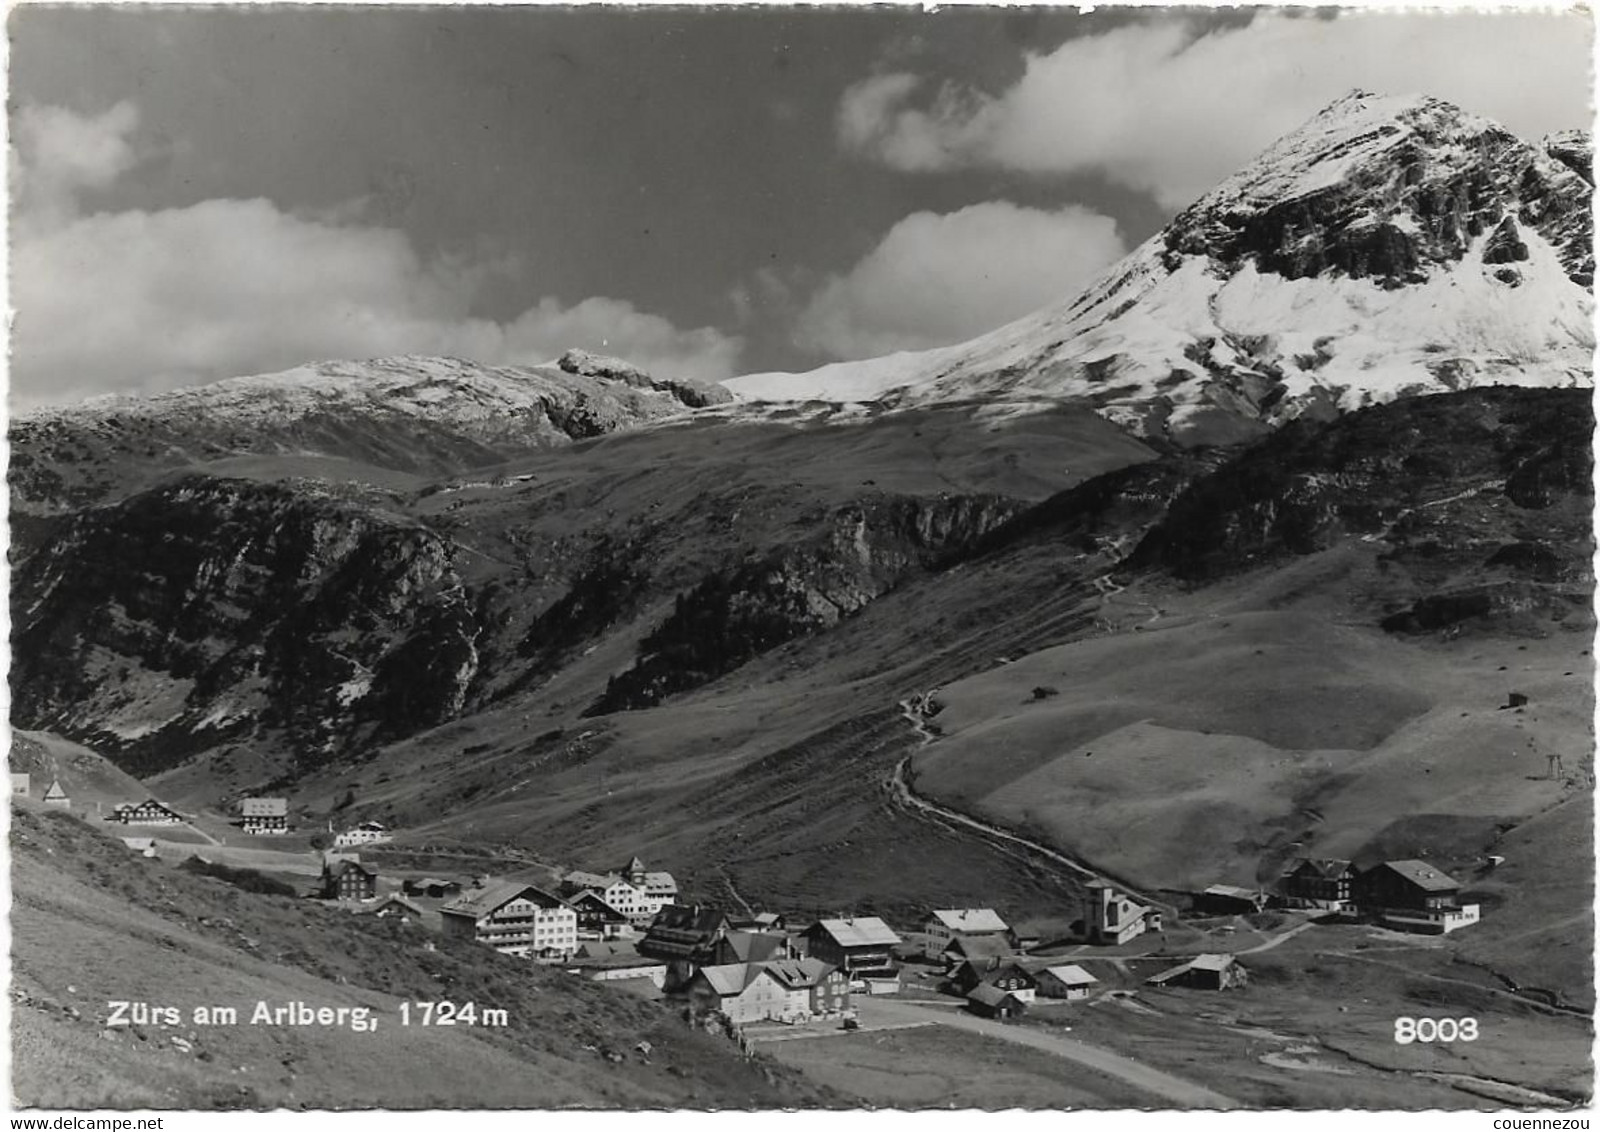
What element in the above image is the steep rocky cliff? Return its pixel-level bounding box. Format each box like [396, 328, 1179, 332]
[588, 493, 1023, 714]
[1126, 387, 1593, 633]
[11, 477, 482, 774]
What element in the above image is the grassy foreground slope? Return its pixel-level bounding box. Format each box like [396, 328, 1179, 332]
[10, 806, 840, 1109]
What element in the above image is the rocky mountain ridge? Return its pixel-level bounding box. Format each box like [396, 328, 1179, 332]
[10, 353, 724, 514]
[727, 92, 1594, 443]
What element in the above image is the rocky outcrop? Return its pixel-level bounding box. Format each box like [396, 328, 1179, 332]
[587, 493, 1023, 714]
[1125, 388, 1594, 626]
[558, 349, 734, 408]
[11, 477, 484, 773]
[1544, 129, 1593, 186]
[1164, 92, 1593, 288]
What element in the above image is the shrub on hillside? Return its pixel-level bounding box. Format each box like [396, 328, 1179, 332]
[179, 856, 298, 897]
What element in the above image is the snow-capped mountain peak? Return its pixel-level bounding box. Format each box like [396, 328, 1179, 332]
[726, 91, 1593, 443]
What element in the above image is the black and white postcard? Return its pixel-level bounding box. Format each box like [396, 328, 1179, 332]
[7, 3, 1594, 1116]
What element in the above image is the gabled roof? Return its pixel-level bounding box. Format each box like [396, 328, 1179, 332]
[118, 797, 180, 816]
[327, 858, 377, 879]
[719, 930, 787, 964]
[966, 983, 1023, 1008]
[624, 855, 646, 873]
[696, 963, 763, 997]
[575, 940, 642, 961]
[762, 958, 835, 989]
[360, 894, 423, 916]
[944, 935, 1013, 962]
[241, 797, 287, 816]
[565, 869, 626, 890]
[641, 871, 677, 890]
[979, 962, 1037, 986]
[42, 779, 68, 800]
[568, 890, 628, 919]
[1041, 964, 1097, 987]
[442, 881, 566, 919]
[929, 908, 1010, 933]
[1202, 884, 1263, 900]
[1370, 859, 1461, 892]
[1284, 857, 1355, 879]
[811, 917, 901, 948]
[649, 904, 729, 936]
[1147, 953, 1238, 984]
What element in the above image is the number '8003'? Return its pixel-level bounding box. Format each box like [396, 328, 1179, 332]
[1394, 1017, 1478, 1044]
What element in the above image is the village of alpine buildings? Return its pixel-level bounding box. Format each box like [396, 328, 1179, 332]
[12, 770, 1488, 1031]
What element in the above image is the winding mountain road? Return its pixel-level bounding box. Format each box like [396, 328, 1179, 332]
[888, 698, 1170, 914]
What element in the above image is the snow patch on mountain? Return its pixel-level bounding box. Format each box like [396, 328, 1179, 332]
[725, 91, 1594, 441]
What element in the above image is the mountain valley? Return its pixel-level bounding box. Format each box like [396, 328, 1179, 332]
[9, 89, 1594, 1109]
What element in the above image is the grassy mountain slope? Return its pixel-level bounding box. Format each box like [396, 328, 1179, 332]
[10, 806, 839, 1109]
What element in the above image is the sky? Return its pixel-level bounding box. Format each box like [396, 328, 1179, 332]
[8, 4, 1594, 408]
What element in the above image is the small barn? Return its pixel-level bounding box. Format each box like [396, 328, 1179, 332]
[1146, 953, 1247, 991]
[1035, 964, 1098, 1000]
[966, 982, 1029, 1020]
[1192, 885, 1268, 915]
[42, 779, 71, 808]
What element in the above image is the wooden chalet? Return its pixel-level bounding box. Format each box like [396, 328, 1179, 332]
[323, 857, 378, 902]
[240, 797, 288, 834]
[1354, 860, 1480, 934]
[1279, 858, 1358, 909]
[568, 889, 631, 939]
[42, 779, 70, 808]
[803, 917, 901, 982]
[110, 798, 181, 824]
[975, 961, 1038, 1002]
[638, 905, 731, 962]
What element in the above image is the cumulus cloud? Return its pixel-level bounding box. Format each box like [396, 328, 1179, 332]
[11, 103, 743, 408]
[796, 201, 1126, 361]
[12, 100, 141, 227]
[838, 11, 1594, 209]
